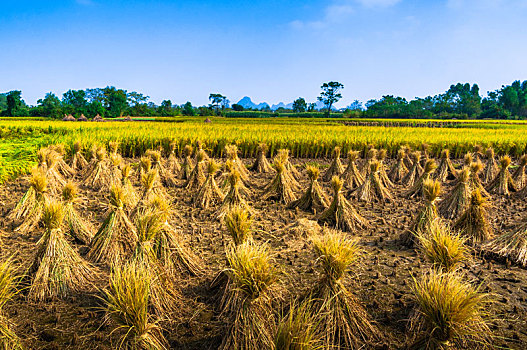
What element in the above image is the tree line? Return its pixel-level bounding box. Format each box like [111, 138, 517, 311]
[1, 80, 526, 119]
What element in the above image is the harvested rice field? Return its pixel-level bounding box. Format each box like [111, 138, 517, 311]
[1, 132, 527, 349]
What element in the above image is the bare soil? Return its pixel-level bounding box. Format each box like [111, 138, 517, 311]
[0, 158, 526, 349]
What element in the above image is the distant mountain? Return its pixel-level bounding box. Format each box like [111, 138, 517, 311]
[271, 102, 293, 110]
[237, 96, 330, 111]
[237, 96, 270, 110]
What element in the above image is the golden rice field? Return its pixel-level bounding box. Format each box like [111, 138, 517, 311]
[1, 117, 527, 184]
[0, 118, 527, 349]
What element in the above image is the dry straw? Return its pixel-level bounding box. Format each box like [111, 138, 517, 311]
[62, 181, 94, 245]
[389, 148, 409, 184]
[435, 149, 457, 182]
[262, 160, 298, 205]
[417, 220, 468, 272]
[453, 189, 493, 244]
[251, 143, 273, 173]
[28, 200, 93, 301]
[322, 146, 344, 182]
[482, 147, 498, 184]
[512, 154, 527, 189]
[402, 179, 441, 248]
[351, 160, 393, 202]
[288, 165, 329, 213]
[376, 149, 394, 188]
[402, 151, 424, 188]
[309, 230, 380, 348]
[342, 150, 364, 189]
[104, 262, 167, 350]
[409, 270, 492, 349]
[180, 144, 194, 180]
[194, 159, 224, 208]
[216, 170, 252, 220]
[486, 155, 517, 196]
[8, 169, 49, 233]
[0, 259, 23, 350]
[70, 141, 88, 171]
[406, 159, 437, 199]
[220, 241, 277, 350]
[439, 168, 470, 221]
[88, 185, 138, 265]
[318, 176, 368, 232]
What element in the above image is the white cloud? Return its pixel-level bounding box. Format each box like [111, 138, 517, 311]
[290, 2, 354, 30]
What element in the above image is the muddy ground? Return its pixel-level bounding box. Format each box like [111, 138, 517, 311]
[0, 157, 526, 349]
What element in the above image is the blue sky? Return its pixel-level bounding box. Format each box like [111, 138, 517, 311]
[1, 0, 526, 107]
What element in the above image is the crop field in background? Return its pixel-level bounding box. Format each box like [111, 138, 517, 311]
[1, 117, 527, 183]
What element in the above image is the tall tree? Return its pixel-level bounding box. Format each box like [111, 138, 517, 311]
[209, 93, 227, 113]
[318, 81, 344, 116]
[62, 89, 88, 117]
[5, 90, 28, 117]
[292, 97, 307, 113]
[37, 92, 63, 119]
[103, 86, 128, 118]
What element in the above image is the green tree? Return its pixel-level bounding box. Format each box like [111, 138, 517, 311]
[86, 100, 105, 118]
[182, 102, 196, 116]
[158, 100, 177, 117]
[103, 87, 128, 118]
[5, 90, 28, 117]
[232, 103, 244, 111]
[292, 97, 307, 113]
[62, 89, 87, 117]
[0, 94, 7, 115]
[37, 92, 63, 119]
[307, 103, 317, 112]
[318, 81, 344, 116]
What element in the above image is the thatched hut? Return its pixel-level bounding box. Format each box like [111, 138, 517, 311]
[93, 114, 104, 122]
[77, 114, 88, 122]
[62, 114, 76, 121]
